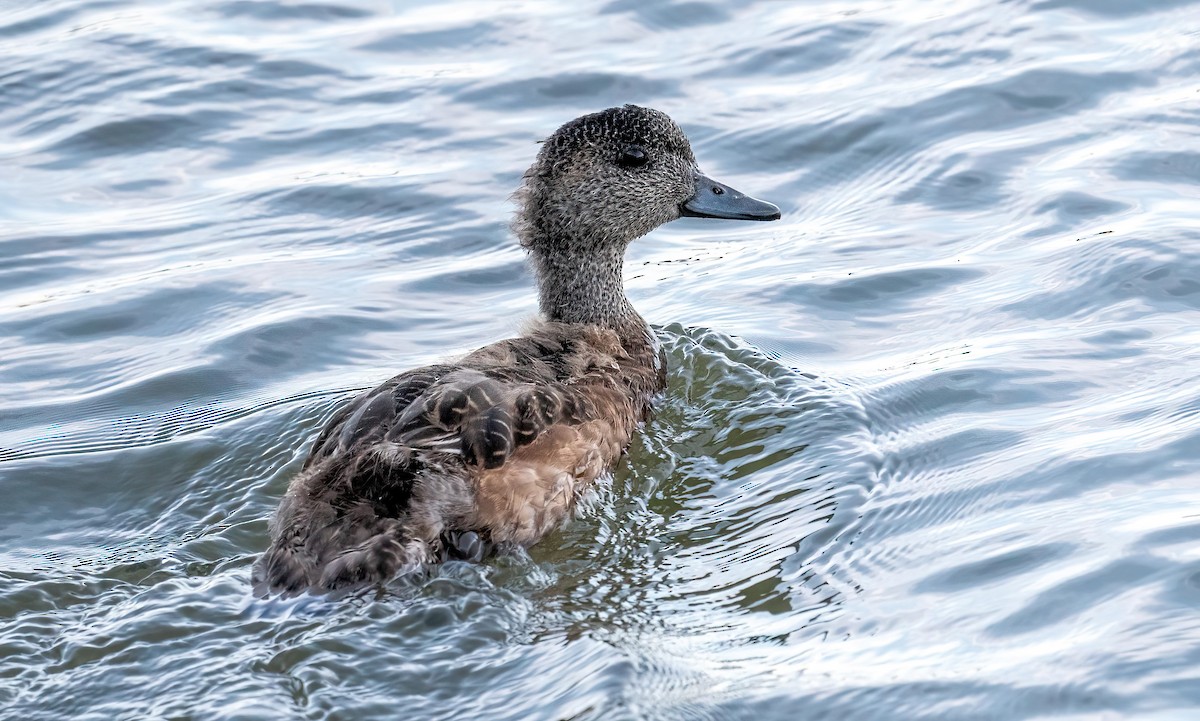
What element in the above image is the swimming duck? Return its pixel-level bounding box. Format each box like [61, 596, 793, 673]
[254, 105, 779, 596]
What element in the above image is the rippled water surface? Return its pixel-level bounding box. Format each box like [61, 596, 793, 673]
[3, 0, 1199, 718]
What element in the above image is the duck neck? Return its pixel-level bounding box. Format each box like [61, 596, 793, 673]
[529, 240, 648, 343]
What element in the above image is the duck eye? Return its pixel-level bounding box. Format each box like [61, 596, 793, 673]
[618, 146, 649, 168]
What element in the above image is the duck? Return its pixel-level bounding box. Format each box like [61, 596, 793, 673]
[253, 105, 780, 596]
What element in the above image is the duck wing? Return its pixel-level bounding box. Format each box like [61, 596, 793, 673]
[305, 369, 594, 471]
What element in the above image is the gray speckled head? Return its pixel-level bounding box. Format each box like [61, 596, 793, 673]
[513, 105, 775, 338]
[513, 104, 697, 251]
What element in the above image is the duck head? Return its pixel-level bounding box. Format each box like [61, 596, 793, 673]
[514, 104, 780, 253]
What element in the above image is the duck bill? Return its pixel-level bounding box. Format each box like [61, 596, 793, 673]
[681, 172, 781, 221]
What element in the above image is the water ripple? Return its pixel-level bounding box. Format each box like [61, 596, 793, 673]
[3, 0, 1200, 718]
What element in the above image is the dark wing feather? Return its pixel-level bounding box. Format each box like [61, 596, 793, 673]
[387, 367, 591, 469]
[307, 352, 592, 475]
[304, 366, 455, 469]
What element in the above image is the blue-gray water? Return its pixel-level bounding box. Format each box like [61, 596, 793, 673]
[2, 1, 1199, 719]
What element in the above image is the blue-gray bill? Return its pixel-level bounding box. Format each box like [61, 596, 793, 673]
[681, 173, 781, 221]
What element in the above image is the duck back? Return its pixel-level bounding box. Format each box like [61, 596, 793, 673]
[253, 322, 662, 595]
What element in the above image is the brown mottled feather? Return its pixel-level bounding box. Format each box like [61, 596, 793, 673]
[253, 322, 662, 595]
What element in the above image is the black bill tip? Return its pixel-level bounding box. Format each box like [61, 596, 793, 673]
[681, 173, 781, 221]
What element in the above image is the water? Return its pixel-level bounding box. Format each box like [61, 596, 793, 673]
[2, 0, 1198, 718]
